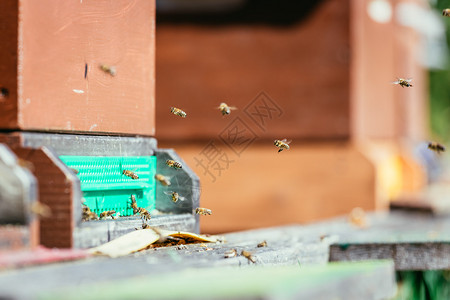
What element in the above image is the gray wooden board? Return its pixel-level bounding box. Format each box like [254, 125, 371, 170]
[304, 211, 450, 270]
[38, 261, 396, 300]
[0, 226, 330, 299]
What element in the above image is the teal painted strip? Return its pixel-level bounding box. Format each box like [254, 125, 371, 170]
[59, 155, 156, 216]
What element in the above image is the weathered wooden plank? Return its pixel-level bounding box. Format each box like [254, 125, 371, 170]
[306, 211, 450, 270]
[4, 260, 395, 300]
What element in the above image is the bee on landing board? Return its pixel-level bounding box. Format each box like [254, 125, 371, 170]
[122, 170, 139, 180]
[257, 240, 267, 248]
[166, 159, 182, 170]
[164, 191, 186, 203]
[392, 78, 413, 88]
[443, 9, 450, 17]
[100, 64, 117, 76]
[82, 205, 98, 221]
[155, 174, 171, 186]
[428, 142, 445, 154]
[274, 139, 291, 153]
[170, 107, 187, 118]
[99, 210, 116, 219]
[224, 248, 238, 258]
[195, 207, 212, 215]
[241, 250, 256, 263]
[217, 102, 237, 116]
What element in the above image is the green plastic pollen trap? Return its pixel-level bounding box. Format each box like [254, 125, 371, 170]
[59, 155, 157, 216]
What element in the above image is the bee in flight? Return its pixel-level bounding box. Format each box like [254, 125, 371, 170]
[166, 159, 182, 170]
[274, 139, 291, 153]
[164, 191, 186, 203]
[392, 78, 413, 88]
[348, 207, 367, 228]
[123, 170, 139, 180]
[100, 64, 117, 76]
[195, 207, 212, 215]
[99, 210, 116, 219]
[217, 102, 237, 116]
[155, 174, 171, 186]
[241, 250, 256, 263]
[428, 142, 445, 154]
[443, 8, 450, 17]
[171, 107, 187, 118]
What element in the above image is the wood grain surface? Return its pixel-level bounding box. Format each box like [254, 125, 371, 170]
[0, 0, 155, 135]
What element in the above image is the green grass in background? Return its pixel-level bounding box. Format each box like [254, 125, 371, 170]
[430, 0, 450, 142]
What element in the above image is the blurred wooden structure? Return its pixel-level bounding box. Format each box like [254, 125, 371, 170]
[155, 0, 428, 232]
[0, 0, 156, 248]
[0, 0, 155, 135]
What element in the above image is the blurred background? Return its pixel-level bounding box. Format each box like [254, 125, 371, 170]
[154, 0, 450, 233]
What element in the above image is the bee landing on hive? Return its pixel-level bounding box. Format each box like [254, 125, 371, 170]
[122, 170, 139, 180]
[166, 159, 182, 170]
[164, 191, 186, 203]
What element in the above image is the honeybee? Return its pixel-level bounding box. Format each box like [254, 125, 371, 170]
[82, 205, 98, 221]
[99, 210, 116, 219]
[224, 248, 238, 258]
[170, 107, 187, 118]
[137, 207, 151, 222]
[164, 191, 186, 203]
[195, 207, 212, 215]
[443, 9, 450, 17]
[349, 207, 367, 228]
[241, 250, 256, 263]
[166, 159, 182, 170]
[130, 195, 139, 214]
[428, 142, 445, 154]
[217, 102, 237, 116]
[100, 64, 116, 76]
[257, 240, 267, 248]
[274, 139, 291, 153]
[392, 78, 413, 88]
[155, 174, 171, 186]
[123, 170, 139, 179]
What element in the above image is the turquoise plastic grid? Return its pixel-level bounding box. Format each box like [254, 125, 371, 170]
[59, 155, 156, 216]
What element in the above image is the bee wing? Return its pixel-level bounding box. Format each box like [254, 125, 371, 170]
[229, 106, 238, 110]
[281, 139, 292, 144]
[164, 191, 174, 196]
[178, 195, 186, 202]
[405, 78, 413, 82]
[391, 80, 400, 84]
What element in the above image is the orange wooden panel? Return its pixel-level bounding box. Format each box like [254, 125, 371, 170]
[156, 0, 350, 141]
[160, 142, 376, 233]
[0, 0, 155, 135]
